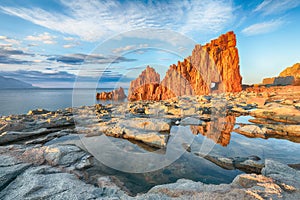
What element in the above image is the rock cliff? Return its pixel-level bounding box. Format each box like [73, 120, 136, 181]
[96, 87, 126, 100]
[128, 31, 242, 101]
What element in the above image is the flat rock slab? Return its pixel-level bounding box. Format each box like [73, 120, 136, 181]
[250, 103, 300, 124]
[118, 118, 171, 132]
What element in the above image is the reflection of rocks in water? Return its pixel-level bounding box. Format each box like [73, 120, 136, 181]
[190, 115, 236, 146]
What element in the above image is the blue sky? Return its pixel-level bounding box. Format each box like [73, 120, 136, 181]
[0, 0, 300, 88]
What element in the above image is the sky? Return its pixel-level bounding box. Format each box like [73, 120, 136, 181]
[0, 0, 300, 88]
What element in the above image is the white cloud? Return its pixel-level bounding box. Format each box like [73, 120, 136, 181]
[4, 38, 20, 45]
[25, 32, 56, 44]
[0, 0, 234, 42]
[254, 0, 300, 15]
[0, 36, 21, 45]
[63, 37, 75, 41]
[43, 40, 56, 45]
[241, 20, 284, 36]
[112, 44, 148, 54]
[63, 44, 75, 48]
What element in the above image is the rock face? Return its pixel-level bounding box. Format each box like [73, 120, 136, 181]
[128, 31, 242, 101]
[128, 66, 161, 101]
[262, 63, 300, 86]
[96, 87, 126, 100]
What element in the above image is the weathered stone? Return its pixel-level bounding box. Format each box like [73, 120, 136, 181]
[118, 118, 171, 132]
[262, 159, 300, 189]
[234, 125, 267, 138]
[123, 128, 168, 148]
[0, 128, 57, 145]
[44, 144, 86, 166]
[0, 155, 31, 191]
[0, 166, 117, 200]
[194, 153, 264, 173]
[250, 103, 300, 124]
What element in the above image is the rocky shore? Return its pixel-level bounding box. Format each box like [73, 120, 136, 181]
[1, 86, 300, 199]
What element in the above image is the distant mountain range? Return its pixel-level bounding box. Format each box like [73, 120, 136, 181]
[0, 75, 36, 89]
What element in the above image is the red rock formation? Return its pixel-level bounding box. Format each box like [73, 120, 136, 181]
[128, 66, 161, 101]
[128, 31, 242, 101]
[96, 87, 126, 100]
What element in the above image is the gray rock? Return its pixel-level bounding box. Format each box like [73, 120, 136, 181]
[25, 130, 70, 145]
[136, 179, 252, 200]
[0, 155, 31, 191]
[194, 153, 264, 173]
[0, 128, 55, 145]
[44, 144, 86, 166]
[0, 165, 120, 200]
[262, 159, 300, 188]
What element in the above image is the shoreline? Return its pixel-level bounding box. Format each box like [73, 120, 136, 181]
[1, 86, 300, 199]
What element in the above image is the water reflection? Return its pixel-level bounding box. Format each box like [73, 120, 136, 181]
[190, 115, 236, 146]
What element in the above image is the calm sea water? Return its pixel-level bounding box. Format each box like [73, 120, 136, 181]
[0, 88, 127, 116]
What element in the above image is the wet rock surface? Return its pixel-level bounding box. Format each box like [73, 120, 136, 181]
[0, 86, 300, 199]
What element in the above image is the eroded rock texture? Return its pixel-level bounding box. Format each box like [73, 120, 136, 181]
[128, 31, 242, 101]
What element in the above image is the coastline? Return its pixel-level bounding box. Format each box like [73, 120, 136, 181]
[1, 85, 300, 199]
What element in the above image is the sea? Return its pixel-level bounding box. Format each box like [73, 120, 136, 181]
[0, 88, 127, 116]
